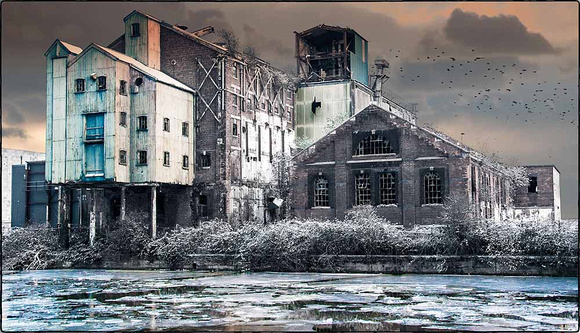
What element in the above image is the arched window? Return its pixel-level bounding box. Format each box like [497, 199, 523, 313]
[380, 173, 397, 204]
[355, 173, 371, 205]
[313, 176, 329, 207]
[355, 134, 393, 155]
[424, 171, 442, 204]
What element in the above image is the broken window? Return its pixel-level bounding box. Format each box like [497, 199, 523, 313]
[97, 76, 107, 90]
[424, 171, 442, 204]
[131, 23, 140, 37]
[120, 112, 127, 127]
[528, 176, 538, 193]
[355, 134, 394, 156]
[198, 195, 208, 217]
[355, 173, 371, 205]
[199, 153, 211, 168]
[119, 80, 127, 95]
[182, 122, 189, 137]
[75, 78, 85, 93]
[232, 123, 238, 137]
[137, 116, 147, 130]
[163, 151, 170, 167]
[380, 172, 397, 205]
[119, 150, 127, 165]
[163, 118, 170, 132]
[313, 175, 330, 207]
[182, 155, 189, 169]
[137, 150, 147, 165]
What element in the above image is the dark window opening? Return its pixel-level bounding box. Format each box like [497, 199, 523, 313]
[119, 150, 127, 165]
[119, 80, 127, 95]
[233, 63, 238, 78]
[198, 195, 208, 217]
[355, 173, 371, 205]
[380, 173, 397, 205]
[199, 153, 211, 168]
[424, 171, 442, 204]
[137, 116, 147, 130]
[75, 79, 85, 93]
[355, 134, 394, 156]
[528, 176, 538, 193]
[182, 122, 189, 137]
[97, 76, 107, 90]
[163, 151, 170, 167]
[120, 112, 127, 127]
[163, 118, 170, 132]
[182, 155, 189, 169]
[311, 97, 321, 114]
[313, 176, 330, 207]
[137, 150, 147, 165]
[131, 23, 140, 37]
[232, 123, 238, 136]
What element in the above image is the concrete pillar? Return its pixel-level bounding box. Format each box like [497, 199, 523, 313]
[401, 160, 417, 227]
[60, 187, 71, 248]
[56, 187, 63, 230]
[89, 190, 96, 246]
[150, 186, 157, 239]
[120, 186, 126, 221]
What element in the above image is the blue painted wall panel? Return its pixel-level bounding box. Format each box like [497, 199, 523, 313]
[11, 165, 27, 228]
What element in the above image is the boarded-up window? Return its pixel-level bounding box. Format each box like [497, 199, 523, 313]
[85, 113, 104, 141]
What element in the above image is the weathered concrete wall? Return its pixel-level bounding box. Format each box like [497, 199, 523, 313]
[1, 149, 45, 232]
[81, 254, 578, 277]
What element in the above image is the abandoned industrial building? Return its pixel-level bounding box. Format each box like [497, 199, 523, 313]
[23, 10, 560, 239]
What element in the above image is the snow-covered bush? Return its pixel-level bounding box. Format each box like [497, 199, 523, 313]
[2, 224, 60, 270]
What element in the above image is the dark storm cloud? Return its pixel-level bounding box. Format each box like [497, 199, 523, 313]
[443, 9, 559, 55]
[2, 127, 28, 139]
[3, 102, 25, 124]
[242, 24, 293, 57]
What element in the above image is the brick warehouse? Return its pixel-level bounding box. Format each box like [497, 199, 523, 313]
[39, 11, 561, 240]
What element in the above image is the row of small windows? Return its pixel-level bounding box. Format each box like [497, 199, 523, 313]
[120, 114, 189, 137]
[312, 171, 443, 207]
[121, 149, 189, 169]
[75, 77, 127, 94]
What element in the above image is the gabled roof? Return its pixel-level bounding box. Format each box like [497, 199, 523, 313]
[44, 39, 83, 57]
[69, 43, 194, 93]
[123, 10, 228, 54]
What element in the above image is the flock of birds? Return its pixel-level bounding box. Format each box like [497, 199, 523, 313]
[384, 47, 577, 127]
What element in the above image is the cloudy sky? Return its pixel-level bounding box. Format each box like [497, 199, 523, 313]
[2, 2, 578, 218]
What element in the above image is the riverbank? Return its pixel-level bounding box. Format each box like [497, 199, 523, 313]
[67, 254, 579, 276]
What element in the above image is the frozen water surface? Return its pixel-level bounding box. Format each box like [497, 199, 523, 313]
[2, 269, 577, 331]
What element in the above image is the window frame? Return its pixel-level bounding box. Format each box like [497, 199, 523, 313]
[355, 173, 372, 206]
[313, 175, 330, 208]
[379, 172, 397, 205]
[119, 80, 127, 96]
[163, 118, 170, 132]
[119, 150, 127, 165]
[182, 155, 189, 170]
[197, 195, 208, 217]
[96, 76, 107, 91]
[182, 122, 189, 137]
[528, 176, 538, 193]
[163, 151, 170, 167]
[199, 153, 211, 169]
[137, 116, 148, 131]
[354, 133, 394, 156]
[137, 150, 148, 165]
[75, 78, 85, 93]
[424, 171, 443, 204]
[131, 23, 140, 37]
[232, 123, 238, 137]
[119, 112, 127, 127]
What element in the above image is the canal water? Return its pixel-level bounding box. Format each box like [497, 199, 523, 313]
[2, 270, 578, 331]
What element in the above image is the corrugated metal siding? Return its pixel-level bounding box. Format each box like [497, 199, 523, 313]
[11, 165, 26, 228]
[295, 82, 351, 143]
[350, 34, 368, 86]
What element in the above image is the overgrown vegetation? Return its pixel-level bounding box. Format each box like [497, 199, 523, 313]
[3, 207, 577, 271]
